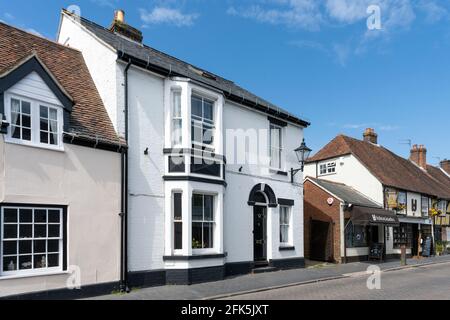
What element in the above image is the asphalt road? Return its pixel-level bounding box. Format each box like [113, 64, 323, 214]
[222, 262, 450, 300]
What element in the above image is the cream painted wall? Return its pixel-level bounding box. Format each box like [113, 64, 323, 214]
[304, 154, 384, 205]
[0, 139, 121, 297]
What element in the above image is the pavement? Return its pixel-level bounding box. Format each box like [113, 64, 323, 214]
[223, 260, 450, 300]
[88, 255, 450, 300]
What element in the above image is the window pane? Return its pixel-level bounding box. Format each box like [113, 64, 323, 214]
[174, 193, 182, 220]
[191, 96, 202, 118]
[19, 209, 32, 223]
[280, 226, 289, 243]
[34, 224, 47, 238]
[19, 255, 32, 270]
[47, 240, 59, 253]
[19, 240, 32, 254]
[3, 241, 17, 255]
[203, 100, 213, 121]
[270, 126, 280, 149]
[40, 106, 48, 118]
[47, 254, 59, 267]
[203, 127, 213, 145]
[11, 126, 20, 139]
[21, 101, 31, 115]
[40, 118, 49, 131]
[11, 99, 20, 113]
[34, 210, 47, 223]
[4, 225, 18, 239]
[172, 119, 182, 146]
[22, 128, 31, 141]
[19, 225, 32, 238]
[174, 222, 182, 250]
[48, 225, 60, 238]
[203, 223, 213, 248]
[4, 208, 18, 223]
[204, 195, 214, 222]
[271, 148, 280, 168]
[172, 92, 182, 118]
[191, 122, 202, 144]
[48, 210, 60, 223]
[34, 240, 46, 254]
[49, 108, 57, 121]
[192, 194, 203, 221]
[40, 132, 49, 144]
[3, 257, 17, 272]
[192, 223, 203, 249]
[49, 132, 58, 146]
[34, 254, 47, 269]
[22, 115, 31, 128]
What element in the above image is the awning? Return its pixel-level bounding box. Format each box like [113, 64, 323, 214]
[348, 205, 400, 227]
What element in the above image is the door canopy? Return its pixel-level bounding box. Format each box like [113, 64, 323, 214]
[248, 183, 277, 208]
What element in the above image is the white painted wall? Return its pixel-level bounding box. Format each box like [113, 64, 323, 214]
[0, 140, 121, 297]
[57, 13, 122, 136]
[8, 72, 60, 106]
[126, 66, 166, 272]
[304, 154, 384, 205]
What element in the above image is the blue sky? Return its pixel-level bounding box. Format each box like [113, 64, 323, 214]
[1, 0, 450, 164]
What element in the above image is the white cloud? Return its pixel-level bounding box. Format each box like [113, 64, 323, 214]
[3, 12, 15, 21]
[90, 0, 118, 8]
[288, 39, 327, 52]
[227, 0, 323, 30]
[417, 0, 448, 24]
[140, 7, 199, 27]
[26, 28, 43, 37]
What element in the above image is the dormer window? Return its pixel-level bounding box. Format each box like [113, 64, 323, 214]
[6, 95, 63, 150]
[319, 161, 336, 176]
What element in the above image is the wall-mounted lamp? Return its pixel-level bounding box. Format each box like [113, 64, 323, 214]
[290, 139, 312, 183]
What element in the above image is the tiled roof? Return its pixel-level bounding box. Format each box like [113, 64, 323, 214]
[65, 10, 310, 128]
[0, 22, 122, 146]
[307, 177, 381, 208]
[307, 134, 450, 199]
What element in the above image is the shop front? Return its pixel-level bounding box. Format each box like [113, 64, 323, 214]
[344, 205, 400, 263]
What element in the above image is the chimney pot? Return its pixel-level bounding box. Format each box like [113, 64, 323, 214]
[410, 144, 427, 170]
[363, 128, 378, 144]
[109, 9, 143, 43]
[441, 159, 450, 175]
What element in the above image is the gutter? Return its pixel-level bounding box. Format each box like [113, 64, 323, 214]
[116, 51, 310, 128]
[119, 60, 132, 293]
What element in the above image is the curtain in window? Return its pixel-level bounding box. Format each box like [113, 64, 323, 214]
[10, 99, 20, 138]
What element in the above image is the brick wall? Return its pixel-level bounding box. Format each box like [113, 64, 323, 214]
[304, 180, 342, 263]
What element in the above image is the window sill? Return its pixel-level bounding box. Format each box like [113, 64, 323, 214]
[269, 169, 288, 176]
[5, 138, 64, 153]
[0, 270, 68, 281]
[163, 253, 227, 261]
[279, 246, 295, 251]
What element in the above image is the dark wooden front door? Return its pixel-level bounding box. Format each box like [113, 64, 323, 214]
[310, 220, 332, 262]
[253, 206, 267, 264]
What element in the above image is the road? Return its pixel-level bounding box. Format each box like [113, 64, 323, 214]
[222, 262, 450, 300]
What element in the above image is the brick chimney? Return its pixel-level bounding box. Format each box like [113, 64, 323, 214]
[441, 159, 450, 175]
[363, 128, 378, 144]
[410, 144, 427, 170]
[109, 10, 143, 43]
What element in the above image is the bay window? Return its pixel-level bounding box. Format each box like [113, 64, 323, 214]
[270, 124, 283, 169]
[191, 95, 214, 148]
[7, 96, 62, 150]
[280, 206, 292, 245]
[192, 194, 214, 249]
[1, 206, 64, 276]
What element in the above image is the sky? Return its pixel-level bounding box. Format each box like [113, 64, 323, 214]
[1, 0, 449, 165]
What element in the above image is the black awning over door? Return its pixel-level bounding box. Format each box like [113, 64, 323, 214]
[349, 205, 400, 227]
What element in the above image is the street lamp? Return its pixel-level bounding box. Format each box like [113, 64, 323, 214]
[291, 139, 312, 183]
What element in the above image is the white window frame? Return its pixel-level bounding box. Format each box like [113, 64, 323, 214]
[279, 206, 292, 246]
[4, 93, 64, 151]
[171, 90, 183, 147]
[421, 196, 429, 217]
[0, 206, 63, 278]
[191, 193, 215, 253]
[319, 161, 337, 176]
[438, 200, 447, 216]
[172, 191, 183, 254]
[269, 123, 283, 170]
[191, 94, 215, 149]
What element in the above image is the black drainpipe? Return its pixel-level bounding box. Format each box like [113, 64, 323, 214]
[120, 60, 132, 293]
